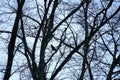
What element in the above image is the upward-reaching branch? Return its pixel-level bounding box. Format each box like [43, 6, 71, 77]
[3, 0, 25, 80]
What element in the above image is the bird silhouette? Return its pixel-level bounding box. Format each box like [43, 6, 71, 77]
[51, 45, 56, 51]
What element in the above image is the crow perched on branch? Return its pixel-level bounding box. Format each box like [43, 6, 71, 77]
[51, 45, 56, 51]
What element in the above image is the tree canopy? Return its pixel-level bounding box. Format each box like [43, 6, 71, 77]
[0, 0, 120, 80]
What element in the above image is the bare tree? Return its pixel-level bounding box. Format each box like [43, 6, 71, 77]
[0, 0, 120, 80]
